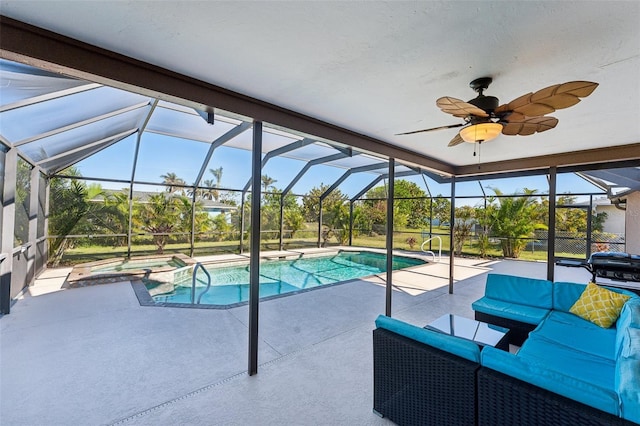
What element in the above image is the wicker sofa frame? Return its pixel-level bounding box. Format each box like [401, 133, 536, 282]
[373, 326, 638, 426]
[477, 367, 635, 426]
[373, 327, 478, 426]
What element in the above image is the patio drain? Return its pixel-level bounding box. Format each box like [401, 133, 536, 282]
[108, 348, 308, 425]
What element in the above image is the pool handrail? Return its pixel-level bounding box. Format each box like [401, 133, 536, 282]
[421, 236, 442, 262]
[190, 263, 212, 304]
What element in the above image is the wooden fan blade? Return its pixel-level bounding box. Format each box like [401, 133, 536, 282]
[501, 111, 526, 123]
[448, 133, 465, 147]
[436, 97, 489, 118]
[396, 123, 463, 135]
[501, 116, 559, 136]
[498, 81, 598, 118]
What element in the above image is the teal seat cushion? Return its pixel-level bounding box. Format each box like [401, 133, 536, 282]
[375, 315, 481, 363]
[472, 297, 549, 325]
[532, 311, 617, 360]
[518, 333, 616, 390]
[481, 346, 620, 416]
[484, 274, 553, 309]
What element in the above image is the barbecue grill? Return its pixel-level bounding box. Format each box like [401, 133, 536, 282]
[556, 251, 640, 283]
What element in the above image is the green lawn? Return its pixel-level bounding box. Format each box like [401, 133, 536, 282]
[57, 225, 584, 265]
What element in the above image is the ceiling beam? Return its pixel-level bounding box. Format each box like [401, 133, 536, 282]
[0, 16, 455, 176]
[454, 143, 640, 178]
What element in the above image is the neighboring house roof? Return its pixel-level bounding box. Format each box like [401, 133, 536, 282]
[89, 189, 238, 211]
[570, 197, 616, 208]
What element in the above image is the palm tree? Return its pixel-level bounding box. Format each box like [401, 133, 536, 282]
[261, 174, 277, 192]
[133, 193, 181, 254]
[209, 167, 223, 187]
[160, 172, 186, 194]
[201, 179, 219, 201]
[48, 178, 90, 266]
[488, 188, 542, 258]
[187, 187, 202, 199]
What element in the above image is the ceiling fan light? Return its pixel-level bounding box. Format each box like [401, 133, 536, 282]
[459, 122, 503, 143]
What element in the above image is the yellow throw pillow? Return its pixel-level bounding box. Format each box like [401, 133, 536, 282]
[570, 282, 631, 328]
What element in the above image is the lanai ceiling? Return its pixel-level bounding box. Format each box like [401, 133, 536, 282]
[1, 1, 639, 176]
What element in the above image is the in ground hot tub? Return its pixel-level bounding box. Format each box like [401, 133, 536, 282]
[66, 253, 197, 288]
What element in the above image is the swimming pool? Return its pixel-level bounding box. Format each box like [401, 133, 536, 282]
[145, 251, 425, 307]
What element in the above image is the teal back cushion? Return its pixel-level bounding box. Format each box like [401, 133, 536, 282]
[375, 315, 481, 363]
[616, 299, 640, 356]
[616, 327, 640, 423]
[553, 281, 587, 312]
[485, 274, 553, 309]
[554, 281, 637, 313]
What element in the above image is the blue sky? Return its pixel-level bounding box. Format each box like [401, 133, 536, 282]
[74, 131, 604, 203]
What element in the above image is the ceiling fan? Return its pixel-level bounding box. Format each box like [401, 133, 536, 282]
[397, 77, 598, 148]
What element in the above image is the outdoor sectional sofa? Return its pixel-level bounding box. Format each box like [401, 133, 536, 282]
[373, 274, 640, 425]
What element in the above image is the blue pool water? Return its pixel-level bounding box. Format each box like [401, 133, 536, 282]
[146, 251, 425, 306]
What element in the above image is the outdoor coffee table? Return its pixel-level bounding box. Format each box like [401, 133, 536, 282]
[425, 314, 510, 351]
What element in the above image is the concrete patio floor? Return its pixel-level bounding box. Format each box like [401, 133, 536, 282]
[1, 252, 600, 425]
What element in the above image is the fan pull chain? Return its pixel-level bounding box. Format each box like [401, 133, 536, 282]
[477, 141, 482, 169]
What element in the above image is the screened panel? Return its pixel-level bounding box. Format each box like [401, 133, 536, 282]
[37, 172, 46, 238]
[156, 101, 244, 125]
[478, 175, 549, 197]
[36, 239, 47, 274]
[222, 127, 300, 152]
[202, 146, 254, 191]
[0, 145, 5, 208]
[14, 157, 31, 246]
[48, 177, 130, 264]
[261, 157, 307, 192]
[1, 86, 151, 143]
[20, 107, 149, 163]
[135, 133, 212, 185]
[146, 105, 238, 142]
[323, 153, 388, 171]
[73, 134, 137, 180]
[282, 143, 341, 162]
[455, 180, 487, 197]
[129, 185, 190, 257]
[0, 59, 90, 107]
[39, 134, 132, 175]
[290, 164, 344, 194]
[261, 129, 304, 154]
[339, 173, 386, 199]
[557, 171, 605, 195]
[394, 165, 415, 175]
[424, 178, 452, 197]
